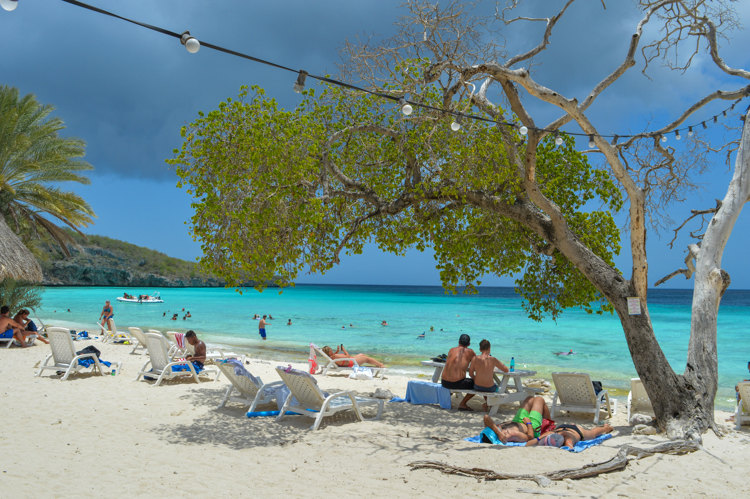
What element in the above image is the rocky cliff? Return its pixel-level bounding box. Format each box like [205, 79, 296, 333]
[37, 233, 231, 287]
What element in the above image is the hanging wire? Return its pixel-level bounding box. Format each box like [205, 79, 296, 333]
[56, 0, 749, 142]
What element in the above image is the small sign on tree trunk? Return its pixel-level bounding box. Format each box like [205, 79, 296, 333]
[627, 297, 641, 315]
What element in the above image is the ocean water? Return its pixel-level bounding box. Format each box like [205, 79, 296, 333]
[35, 285, 749, 408]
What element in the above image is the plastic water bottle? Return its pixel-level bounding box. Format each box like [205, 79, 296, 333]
[111, 369, 116, 376]
[510, 357, 515, 372]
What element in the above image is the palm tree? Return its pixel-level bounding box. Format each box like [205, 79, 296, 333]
[0, 85, 94, 255]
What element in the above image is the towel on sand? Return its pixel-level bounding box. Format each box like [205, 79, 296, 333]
[466, 427, 613, 452]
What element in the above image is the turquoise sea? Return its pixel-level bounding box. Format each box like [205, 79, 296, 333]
[35, 285, 749, 409]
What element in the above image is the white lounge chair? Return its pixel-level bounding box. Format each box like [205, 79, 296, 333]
[135, 332, 219, 386]
[37, 327, 113, 380]
[627, 378, 655, 422]
[165, 330, 189, 358]
[309, 343, 385, 378]
[216, 360, 285, 411]
[127, 327, 149, 355]
[100, 319, 131, 344]
[736, 381, 750, 430]
[551, 372, 614, 424]
[275, 366, 384, 430]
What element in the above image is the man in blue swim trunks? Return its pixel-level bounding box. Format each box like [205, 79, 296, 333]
[0, 305, 30, 347]
[258, 314, 268, 340]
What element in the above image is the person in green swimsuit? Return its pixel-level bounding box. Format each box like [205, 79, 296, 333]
[483, 395, 613, 447]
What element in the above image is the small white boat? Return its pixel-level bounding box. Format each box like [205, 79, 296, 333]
[116, 292, 164, 304]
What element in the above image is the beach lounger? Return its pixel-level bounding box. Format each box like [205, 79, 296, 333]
[309, 343, 386, 378]
[135, 332, 219, 386]
[163, 330, 236, 362]
[551, 372, 614, 424]
[275, 366, 384, 430]
[216, 360, 285, 411]
[0, 329, 35, 348]
[627, 378, 655, 421]
[100, 319, 131, 344]
[127, 327, 149, 355]
[36, 327, 110, 381]
[736, 381, 750, 430]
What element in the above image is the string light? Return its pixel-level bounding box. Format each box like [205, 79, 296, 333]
[180, 31, 200, 53]
[293, 70, 308, 93]
[0, 0, 18, 12]
[399, 98, 413, 116]
[51, 0, 750, 143]
[450, 116, 462, 131]
[611, 134, 619, 145]
[675, 130, 681, 140]
[661, 134, 667, 143]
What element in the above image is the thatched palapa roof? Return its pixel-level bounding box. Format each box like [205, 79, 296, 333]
[0, 216, 43, 282]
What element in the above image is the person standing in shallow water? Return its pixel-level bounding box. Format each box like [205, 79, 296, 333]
[258, 314, 268, 340]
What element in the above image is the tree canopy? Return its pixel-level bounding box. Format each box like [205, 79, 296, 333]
[171, 82, 622, 320]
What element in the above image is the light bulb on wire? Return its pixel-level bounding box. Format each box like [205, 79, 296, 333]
[0, 0, 18, 11]
[675, 130, 681, 140]
[588, 135, 595, 148]
[450, 119, 461, 132]
[688, 126, 694, 137]
[293, 70, 308, 93]
[661, 134, 667, 143]
[519, 125, 528, 135]
[180, 31, 200, 53]
[399, 98, 413, 116]
[554, 133, 563, 146]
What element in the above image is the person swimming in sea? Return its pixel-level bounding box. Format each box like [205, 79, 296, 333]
[417, 332, 426, 339]
[554, 349, 575, 356]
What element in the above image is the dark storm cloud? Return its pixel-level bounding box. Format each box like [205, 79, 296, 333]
[0, 0, 401, 179]
[1, 1, 748, 181]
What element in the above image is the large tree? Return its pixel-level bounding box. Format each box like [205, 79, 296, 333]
[0, 85, 95, 255]
[172, 1, 750, 439]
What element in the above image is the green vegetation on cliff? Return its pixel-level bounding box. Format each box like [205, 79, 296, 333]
[35, 231, 226, 287]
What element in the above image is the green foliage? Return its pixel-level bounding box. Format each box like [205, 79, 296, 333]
[0, 279, 42, 313]
[170, 81, 623, 320]
[0, 85, 94, 253]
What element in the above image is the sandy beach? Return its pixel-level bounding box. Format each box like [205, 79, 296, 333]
[2, 335, 748, 498]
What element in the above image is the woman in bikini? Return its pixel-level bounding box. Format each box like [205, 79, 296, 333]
[483, 412, 613, 447]
[321, 344, 385, 368]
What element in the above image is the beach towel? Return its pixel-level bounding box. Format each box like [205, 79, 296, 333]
[465, 427, 613, 452]
[223, 358, 261, 385]
[308, 344, 318, 374]
[391, 380, 452, 409]
[77, 358, 112, 369]
[174, 332, 186, 350]
[170, 361, 204, 374]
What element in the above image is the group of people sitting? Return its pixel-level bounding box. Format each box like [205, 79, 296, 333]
[439, 333, 613, 447]
[0, 305, 49, 347]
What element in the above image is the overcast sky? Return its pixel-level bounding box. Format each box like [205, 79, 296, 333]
[1, 0, 749, 289]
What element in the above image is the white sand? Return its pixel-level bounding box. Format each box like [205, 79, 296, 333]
[2, 336, 749, 498]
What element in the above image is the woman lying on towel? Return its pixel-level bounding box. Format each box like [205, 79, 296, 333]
[482, 396, 613, 447]
[322, 344, 385, 368]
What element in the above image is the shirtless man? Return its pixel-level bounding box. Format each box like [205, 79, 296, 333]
[469, 339, 508, 411]
[13, 309, 49, 344]
[258, 314, 268, 340]
[441, 334, 476, 411]
[0, 305, 29, 347]
[184, 330, 206, 369]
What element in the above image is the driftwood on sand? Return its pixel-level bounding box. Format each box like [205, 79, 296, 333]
[408, 440, 700, 487]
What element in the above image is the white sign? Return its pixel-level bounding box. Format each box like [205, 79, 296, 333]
[627, 297, 641, 315]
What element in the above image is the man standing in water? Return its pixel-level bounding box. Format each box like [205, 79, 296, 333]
[258, 314, 268, 340]
[441, 334, 476, 411]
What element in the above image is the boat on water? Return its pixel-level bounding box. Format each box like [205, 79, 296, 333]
[116, 292, 164, 303]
